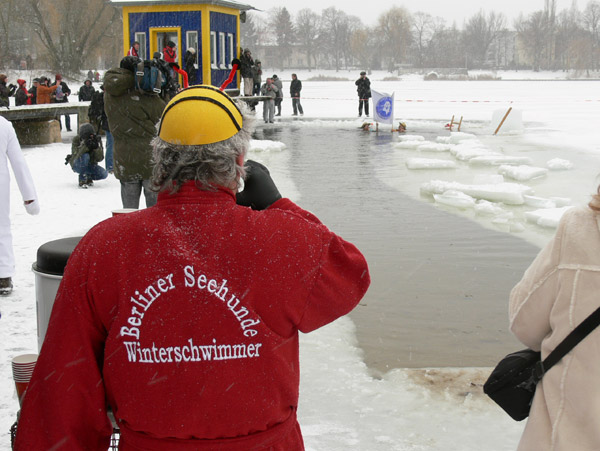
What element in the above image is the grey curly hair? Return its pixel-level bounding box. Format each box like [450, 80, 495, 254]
[151, 103, 254, 193]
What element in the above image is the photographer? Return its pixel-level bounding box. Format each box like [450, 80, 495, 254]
[260, 77, 278, 123]
[66, 123, 107, 188]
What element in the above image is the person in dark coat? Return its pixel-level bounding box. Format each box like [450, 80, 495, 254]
[51, 74, 72, 131]
[239, 48, 254, 96]
[272, 74, 283, 116]
[103, 56, 166, 209]
[0, 74, 16, 108]
[290, 74, 303, 116]
[252, 60, 262, 96]
[14, 79, 32, 106]
[355, 71, 371, 117]
[88, 85, 114, 173]
[28, 79, 39, 105]
[78, 79, 95, 101]
[184, 47, 197, 85]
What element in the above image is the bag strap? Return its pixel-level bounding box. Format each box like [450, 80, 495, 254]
[535, 306, 600, 380]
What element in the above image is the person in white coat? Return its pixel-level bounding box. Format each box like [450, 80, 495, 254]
[509, 188, 600, 451]
[0, 116, 39, 295]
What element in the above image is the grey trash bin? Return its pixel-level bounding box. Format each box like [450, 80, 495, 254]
[31, 237, 82, 351]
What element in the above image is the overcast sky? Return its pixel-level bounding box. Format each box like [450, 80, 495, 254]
[249, 0, 575, 26]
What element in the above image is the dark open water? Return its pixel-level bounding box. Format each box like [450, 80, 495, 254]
[254, 122, 539, 373]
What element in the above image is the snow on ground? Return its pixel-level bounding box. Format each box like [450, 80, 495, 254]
[3, 70, 600, 449]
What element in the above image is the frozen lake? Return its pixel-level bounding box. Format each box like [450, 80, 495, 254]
[253, 122, 538, 372]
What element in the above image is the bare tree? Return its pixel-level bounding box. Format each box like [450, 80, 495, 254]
[0, 0, 21, 66]
[583, 1, 600, 70]
[20, 0, 120, 74]
[411, 12, 437, 68]
[463, 10, 506, 68]
[544, 0, 557, 69]
[320, 7, 350, 71]
[515, 11, 547, 71]
[375, 6, 413, 72]
[295, 9, 320, 70]
[428, 24, 464, 68]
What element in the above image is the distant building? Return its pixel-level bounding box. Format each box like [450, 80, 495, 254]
[111, 0, 254, 89]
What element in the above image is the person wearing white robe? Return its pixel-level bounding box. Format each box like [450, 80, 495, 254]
[0, 116, 39, 295]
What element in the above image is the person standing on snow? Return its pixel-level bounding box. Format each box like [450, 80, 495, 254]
[261, 77, 278, 123]
[14, 85, 370, 450]
[290, 73, 303, 116]
[509, 184, 600, 451]
[78, 79, 95, 102]
[272, 74, 283, 116]
[0, 116, 39, 295]
[252, 59, 262, 96]
[103, 56, 166, 209]
[0, 74, 16, 108]
[35, 77, 57, 105]
[89, 85, 114, 173]
[239, 48, 254, 96]
[50, 74, 72, 131]
[355, 71, 371, 117]
[14, 79, 32, 106]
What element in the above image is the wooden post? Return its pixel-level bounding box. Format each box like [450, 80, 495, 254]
[457, 116, 463, 132]
[494, 107, 512, 135]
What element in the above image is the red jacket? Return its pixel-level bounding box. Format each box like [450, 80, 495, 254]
[15, 184, 370, 450]
[163, 46, 177, 63]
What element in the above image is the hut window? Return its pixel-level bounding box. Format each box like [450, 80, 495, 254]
[135, 32, 147, 60]
[186, 31, 198, 56]
[210, 31, 217, 68]
[227, 33, 234, 69]
[219, 32, 226, 68]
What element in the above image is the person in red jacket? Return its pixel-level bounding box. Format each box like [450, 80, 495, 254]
[14, 85, 370, 450]
[163, 40, 177, 63]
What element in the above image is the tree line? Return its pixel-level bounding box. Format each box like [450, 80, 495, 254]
[1, 0, 599, 75]
[242, 0, 600, 73]
[0, 0, 122, 75]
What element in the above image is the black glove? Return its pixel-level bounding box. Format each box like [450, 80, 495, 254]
[236, 160, 282, 210]
[64, 154, 72, 165]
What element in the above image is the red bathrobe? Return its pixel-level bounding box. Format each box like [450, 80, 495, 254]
[15, 183, 370, 450]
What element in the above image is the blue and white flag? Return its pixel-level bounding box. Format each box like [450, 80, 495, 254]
[372, 90, 395, 124]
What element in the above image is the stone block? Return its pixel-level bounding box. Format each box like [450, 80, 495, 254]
[13, 120, 61, 145]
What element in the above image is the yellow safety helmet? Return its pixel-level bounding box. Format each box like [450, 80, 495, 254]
[158, 85, 243, 146]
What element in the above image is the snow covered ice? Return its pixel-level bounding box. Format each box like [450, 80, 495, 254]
[3, 69, 600, 449]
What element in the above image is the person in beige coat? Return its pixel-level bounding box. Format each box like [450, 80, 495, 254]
[509, 190, 600, 451]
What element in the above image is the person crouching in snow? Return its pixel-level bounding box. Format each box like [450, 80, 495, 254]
[14, 85, 370, 450]
[66, 123, 107, 188]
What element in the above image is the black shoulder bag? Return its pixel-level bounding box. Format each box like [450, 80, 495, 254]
[484, 306, 600, 421]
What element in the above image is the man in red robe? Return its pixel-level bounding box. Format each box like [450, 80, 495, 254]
[15, 85, 370, 450]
